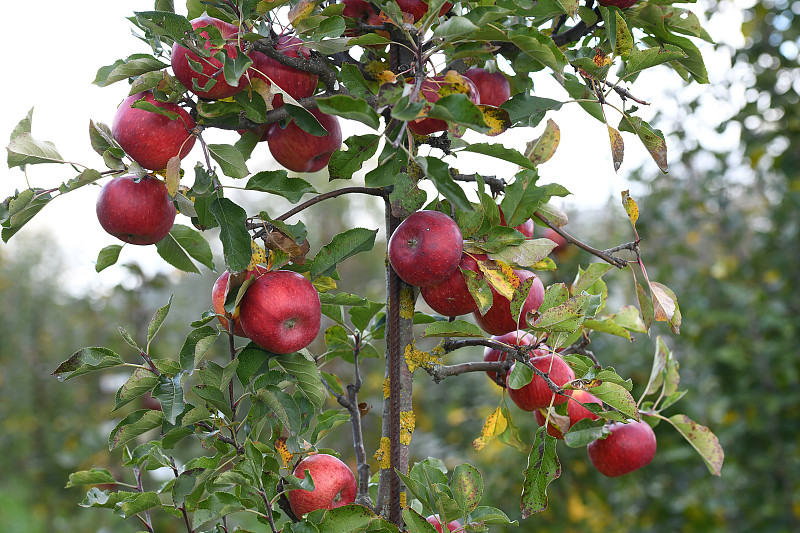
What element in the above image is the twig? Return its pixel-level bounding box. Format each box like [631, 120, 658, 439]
[133, 465, 155, 533]
[195, 421, 245, 454]
[603, 80, 650, 105]
[252, 38, 341, 93]
[449, 171, 506, 195]
[272, 186, 388, 223]
[534, 211, 629, 269]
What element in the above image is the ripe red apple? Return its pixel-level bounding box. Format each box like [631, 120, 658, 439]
[472, 269, 544, 335]
[498, 207, 534, 238]
[287, 453, 357, 517]
[396, 0, 453, 22]
[266, 108, 342, 173]
[388, 210, 464, 287]
[426, 515, 461, 532]
[407, 75, 480, 135]
[483, 331, 536, 385]
[534, 389, 602, 439]
[171, 16, 246, 100]
[599, 0, 639, 7]
[211, 268, 266, 337]
[506, 354, 574, 411]
[112, 91, 196, 171]
[249, 36, 318, 108]
[96, 175, 176, 245]
[463, 67, 511, 107]
[419, 253, 484, 316]
[587, 420, 657, 477]
[238, 270, 321, 354]
[343, 0, 372, 18]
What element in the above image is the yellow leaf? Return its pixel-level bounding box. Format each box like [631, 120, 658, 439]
[608, 125, 624, 171]
[288, 0, 317, 24]
[524, 118, 561, 167]
[621, 189, 639, 228]
[247, 241, 267, 271]
[472, 406, 507, 450]
[479, 105, 511, 136]
[440, 70, 472, 96]
[275, 437, 293, 468]
[477, 258, 519, 301]
[312, 276, 337, 293]
[166, 156, 180, 197]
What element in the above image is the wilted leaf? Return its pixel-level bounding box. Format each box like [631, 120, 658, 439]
[666, 414, 724, 476]
[520, 427, 561, 517]
[608, 125, 624, 171]
[524, 119, 560, 167]
[650, 281, 681, 333]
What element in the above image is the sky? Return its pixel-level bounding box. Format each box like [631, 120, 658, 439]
[0, 1, 735, 295]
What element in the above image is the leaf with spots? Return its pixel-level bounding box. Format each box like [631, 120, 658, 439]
[520, 426, 561, 517]
[665, 414, 724, 476]
[450, 463, 483, 515]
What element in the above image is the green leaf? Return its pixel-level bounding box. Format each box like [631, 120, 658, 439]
[520, 427, 561, 518]
[94, 54, 169, 87]
[427, 93, 490, 133]
[52, 347, 125, 381]
[208, 143, 249, 179]
[339, 63, 373, 100]
[192, 492, 245, 529]
[310, 227, 378, 279]
[459, 142, 536, 170]
[114, 491, 162, 518]
[613, 11, 634, 57]
[172, 468, 203, 506]
[623, 44, 686, 79]
[533, 292, 602, 332]
[451, 463, 482, 515]
[147, 295, 173, 347]
[222, 47, 253, 87]
[348, 300, 385, 331]
[209, 197, 252, 272]
[316, 95, 381, 130]
[564, 418, 609, 448]
[246, 170, 318, 203]
[113, 367, 159, 412]
[643, 336, 670, 397]
[285, 104, 330, 136]
[506, 362, 534, 390]
[468, 506, 518, 526]
[274, 352, 326, 409]
[619, 115, 668, 173]
[422, 320, 485, 338]
[571, 263, 614, 294]
[666, 414, 724, 476]
[79, 488, 130, 509]
[166, 224, 215, 271]
[432, 16, 479, 40]
[488, 238, 557, 268]
[95, 244, 123, 272]
[388, 173, 427, 217]
[416, 156, 472, 212]
[193, 384, 233, 419]
[501, 94, 564, 128]
[108, 409, 163, 450]
[509, 26, 568, 73]
[255, 385, 302, 433]
[402, 507, 438, 533]
[636, 281, 654, 331]
[66, 468, 117, 488]
[318, 504, 386, 532]
[134, 10, 193, 42]
[499, 169, 543, 228]
[179, 325, 220, 374]
[590, 382, 638, 420]
[7, 132, 65, 168]
[1, 189, 53, 242]
[153, 373, 185, 425]
[328, 134, 381, 181]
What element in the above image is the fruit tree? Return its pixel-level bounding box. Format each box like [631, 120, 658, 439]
[3, 0, 724, 531]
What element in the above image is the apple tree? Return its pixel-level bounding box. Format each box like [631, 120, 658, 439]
[3, 0, 724, 531]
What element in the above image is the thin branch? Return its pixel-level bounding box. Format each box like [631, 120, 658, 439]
[534, 211, 629, 269]
[195, 421, 245, 454]
[603, 80, 650, 105]
[449, 171, 507, 195]
[252, 38, 341, 93]
[133, 465, 155, 533]
[272, 186, 388, 223]
[551, 8, 602, 47]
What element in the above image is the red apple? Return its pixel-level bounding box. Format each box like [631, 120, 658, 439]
[249, 36, 319, 108]
[396, 0, 453, 22]
[111, 91, 196, 171]
[483, 331, 536, 385]
[587, 420, 657, 477]
[506, 354, 574, 411]
[407, 75, 480, 135]
[533, 408, 569, 439]
[426, 515, 461, 532]
[287, 453, 357, 517]
[472, 269, 544, 335]
[599, 0, 639, 7]
[343, 0, 372, 18]
[534, 389, 602, 439]
[96, 175, 176, 245]
[543, 228, 568, 255]
[266, 108, 342, 173]
[498, 207, 534, 238]
[211, 268, 266, 337]
[171, 16, 246, 100]
[238, 270, 321, 354]
[388, 210, 464, 287]
[463, 67, 511, 107]
[419, 253, 484, 316]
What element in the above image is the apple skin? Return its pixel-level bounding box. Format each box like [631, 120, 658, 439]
[408, 75, 480, 135]
[112, 91, 196, 171]
[266, 108, 342, 173]
[396, 0, 453, 22]
[171, 16, 246, 100]
[498, 207, 534, 238]
[238, 270, 321, 354]
[96, 175, 176, 245]
[343, 0, 372, 18]
[287, 454, 357, 517]
[426, 515, 461, 532]
[472, 269, 544, 335]
[506, 354, 575, 411]
[249, 36, 318, 108]
[483, 331, 536, 385]
[388, 210, 464, 287]
[587, 419, 657, 477]
[534, 389, 602, 439]
[211, 268, 266, 337]
[463, 68, 511, 107]
[598, 0, 639, 7]
[419, 253, 484, 316]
